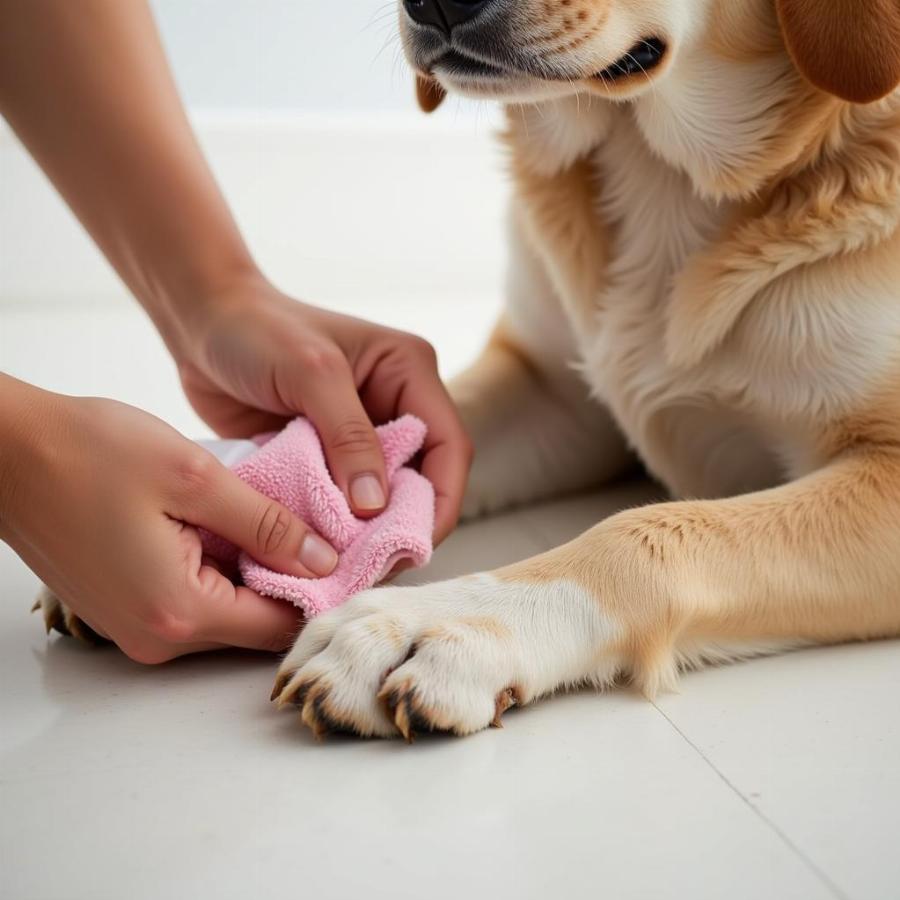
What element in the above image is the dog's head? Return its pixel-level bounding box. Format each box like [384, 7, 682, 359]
[401, 0, 900, 110]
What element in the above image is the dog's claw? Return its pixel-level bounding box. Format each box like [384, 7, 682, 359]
[381, 687, 446, 742]
[393, 698, 414, 743]
[380, 688, 415, 742]
[300, 695, 316, 728]
[491, 688, 517, 728]
[65, 612, 105, 646]
[275, 676, 309, 710]
[270, 672, 290, 703]
[33, 591, 108, 646]
[45, 603, 70, 636]
[300, 692, 329, 740]
[292, 680, 315, 711]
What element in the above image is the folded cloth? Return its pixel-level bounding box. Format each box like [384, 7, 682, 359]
[200, 415, 434, 618]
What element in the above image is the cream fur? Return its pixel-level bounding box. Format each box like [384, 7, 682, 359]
[277, 574, 621, 737]
[271, 0, 900, 739]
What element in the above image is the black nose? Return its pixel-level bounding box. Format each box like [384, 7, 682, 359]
[404, 0, 491, 32]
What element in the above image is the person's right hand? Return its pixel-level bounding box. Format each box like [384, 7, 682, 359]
[0, 381, 335, 663]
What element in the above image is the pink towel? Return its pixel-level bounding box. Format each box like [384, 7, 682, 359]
[201, 415, 434, 618]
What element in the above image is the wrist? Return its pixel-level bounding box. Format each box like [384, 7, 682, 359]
[138, 254, 266, 364]
[0, 376, 61, 542]
[162, 269, 301, 378]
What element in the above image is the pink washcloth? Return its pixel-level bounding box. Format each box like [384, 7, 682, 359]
[202, 415, 434, 618]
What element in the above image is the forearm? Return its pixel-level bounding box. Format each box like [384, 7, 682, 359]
[0, 0, 257, 358]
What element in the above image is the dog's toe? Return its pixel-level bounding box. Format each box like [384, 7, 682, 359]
[63, 608, 106, 645]
[379, 680, 457, 742]
[34, 588, 70, 637]
[271, 580, 544, 740]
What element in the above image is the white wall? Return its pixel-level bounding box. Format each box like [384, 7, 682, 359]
[0, 1, 506, 320]
[0, 114, 507, 303]
[150, 0, 426, 111]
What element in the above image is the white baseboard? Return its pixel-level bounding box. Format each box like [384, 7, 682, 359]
[0, 111, 508, 311]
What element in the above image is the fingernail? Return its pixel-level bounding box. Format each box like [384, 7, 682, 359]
[350, 473, 386, 511]
[300, 533, 338, 577]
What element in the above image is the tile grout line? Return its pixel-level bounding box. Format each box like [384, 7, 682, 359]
[649, 699, 851, 900]
[479, 501, 850, 899]
[512, 501, 850, 895]
[510, 491, 849, 899]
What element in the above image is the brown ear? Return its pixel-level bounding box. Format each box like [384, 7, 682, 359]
[776, 0, 900, 103]
[415, 74, 446, 113]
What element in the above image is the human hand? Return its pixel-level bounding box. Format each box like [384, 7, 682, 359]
[174, 273, 472, 544]
[0, 380, 338, 663]
[0, 0, 468, 549]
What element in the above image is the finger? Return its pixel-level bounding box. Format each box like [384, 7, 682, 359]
[142, 528, 298, 658]
[172, 452, 338, 578]
[192, 567, 302, 652]
[355, 339, 471, 543]
[387, 366, 472, 544]
[421, 429, 472, 544]
[290, 348, 389, 518]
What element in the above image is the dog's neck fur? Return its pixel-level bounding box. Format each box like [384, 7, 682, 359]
[508, 38, 845, 201]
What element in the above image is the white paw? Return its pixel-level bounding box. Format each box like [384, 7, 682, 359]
[271, 573, 621, 740]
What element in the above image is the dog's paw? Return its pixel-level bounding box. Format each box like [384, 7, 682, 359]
[271, 573, 621, 740]
[32, 587, 107, 646]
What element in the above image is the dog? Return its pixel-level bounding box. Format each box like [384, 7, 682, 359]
[268, 0, 900, 739]
[38, 0, 900, 740]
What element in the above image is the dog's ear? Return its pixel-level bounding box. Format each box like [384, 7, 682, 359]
[415, 74, 446, 113]
[776, 0, 900, 103]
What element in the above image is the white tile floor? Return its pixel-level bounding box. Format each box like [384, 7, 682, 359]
[2, 304, 899, 900]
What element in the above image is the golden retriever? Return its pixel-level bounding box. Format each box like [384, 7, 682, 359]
[271, 0, 900, 739]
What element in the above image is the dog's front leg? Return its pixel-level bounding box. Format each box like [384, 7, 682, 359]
[273, 447, 900, 739]
[451, 326, 633, 519]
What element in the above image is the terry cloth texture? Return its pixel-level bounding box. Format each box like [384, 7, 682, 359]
[201, 415, 434, 618]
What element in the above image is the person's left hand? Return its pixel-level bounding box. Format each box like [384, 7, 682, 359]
[174, 273, 472, 544]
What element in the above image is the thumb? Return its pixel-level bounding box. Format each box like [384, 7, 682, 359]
[172, 451, 339, 579]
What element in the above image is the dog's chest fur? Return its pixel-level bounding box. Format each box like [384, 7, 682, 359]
[512, 72, 900, 499]
[540, 102, 783, 498]
[583, 113, 773, 497]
